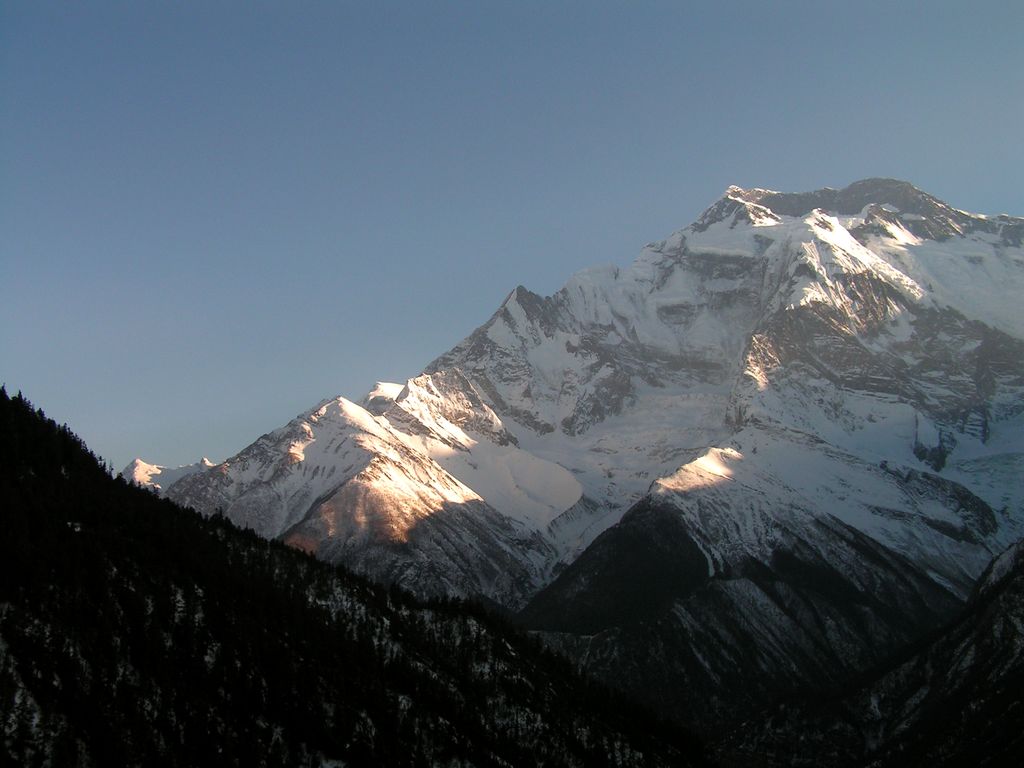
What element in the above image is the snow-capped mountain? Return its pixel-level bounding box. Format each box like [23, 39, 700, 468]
[511, 179, 1024, 726]
[128, 179, 1023, 626]
[154, 371, 579, 607]
[121, 457, 214, 493]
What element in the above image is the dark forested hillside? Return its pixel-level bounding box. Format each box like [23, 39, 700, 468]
[0, 388, 706, 767]
[717, 535, 1024, 767]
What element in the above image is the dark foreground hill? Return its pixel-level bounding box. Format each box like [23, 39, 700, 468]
[716, 535, 1024, 767]
[0, 387, 706, 767]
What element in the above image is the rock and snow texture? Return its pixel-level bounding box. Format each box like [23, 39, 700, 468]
[131, 178, 1023, 620]
[162, 372, 576, 607]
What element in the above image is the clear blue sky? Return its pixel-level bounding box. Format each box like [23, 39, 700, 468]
[3, 1, 1022, 471]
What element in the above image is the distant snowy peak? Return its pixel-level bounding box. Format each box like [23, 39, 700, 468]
[120, 457, 214, 494]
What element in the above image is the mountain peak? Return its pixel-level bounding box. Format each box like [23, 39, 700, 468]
[691, 187, 781, 232]
[718, 178, 928, 212]
[120, 456, 214, 493]
[689, 178, 990, 246]
[750, 177, 947, 218]
[724, 183, 779, 201]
